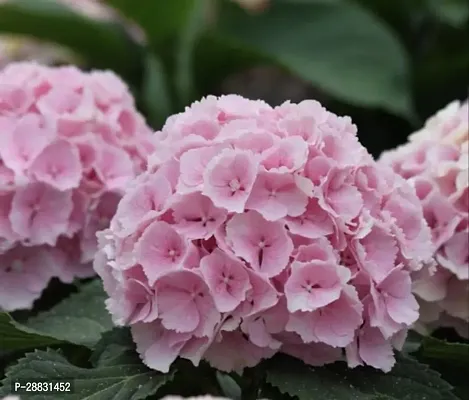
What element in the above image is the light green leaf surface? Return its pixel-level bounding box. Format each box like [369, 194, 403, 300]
[24, 280, 113, 348]
[0, 0, 141, 79]
[217, 0, 413, 117]
[0, 313, 60, 351]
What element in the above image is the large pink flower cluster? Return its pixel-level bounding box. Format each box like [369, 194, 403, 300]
[0, 62, 154, 311]
[95, 95, 433, 374]
[380, 99, 468, 337]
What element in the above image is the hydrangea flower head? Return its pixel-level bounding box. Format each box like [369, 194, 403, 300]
[96, 95, 433, 374]
[0, 62, 154, 311]
[380, 99, 468, 337]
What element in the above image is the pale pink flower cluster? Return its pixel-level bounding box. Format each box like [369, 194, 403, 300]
[95, 95, 433, 374]
[380, 99, 468, 338]
[0, 62, 154, 311]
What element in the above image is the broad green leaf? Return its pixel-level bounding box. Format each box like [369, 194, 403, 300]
[415, 337, 469, 400]
[419, 337, 469, 364]
[265, 355, 376, 400]
[217, 0, 413, 117]
[174, 0, 209, 107]
[106, 0, 196, 48]
[0, 0, 141, 80]
[265, 354, 458, 400]
[0, 313, 60, 351]
[192, 34, 267, 97]
[427, 0, 469, 27]
[0, 347, 174, 399]
[24, 280, 113, 348]
[347, 354, 458, 400]
[141, 52, 173, 128]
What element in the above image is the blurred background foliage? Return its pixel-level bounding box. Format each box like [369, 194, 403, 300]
[0, 0, 468, 157]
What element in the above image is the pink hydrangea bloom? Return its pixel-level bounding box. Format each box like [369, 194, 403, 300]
[380, 99, 468, 338]
[0, 62, 154, 311]
[96, 95, 433, 374]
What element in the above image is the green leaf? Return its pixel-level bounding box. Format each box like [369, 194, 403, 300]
[414, 337, 469, 400]
[419, 337, 469, 364]
[0, 313, 60, 351]
[192, 34, 267, 98]
[0, 0, 141, 79]
[0, 347, 174, 399]
[106, 0, 196, 48]
[141, 52, 173, 127]
[216, 371, 242, 400]
[427, 0, 469, 28]
[23, 280, 113, 348]
[174, 0, 209, 107]
[265, 354, 458, 400]
[266, 355, 375, 399]
[0, 281, 112, 352]
[217, 0, 413, 117]
[89, 328, 135, 368]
